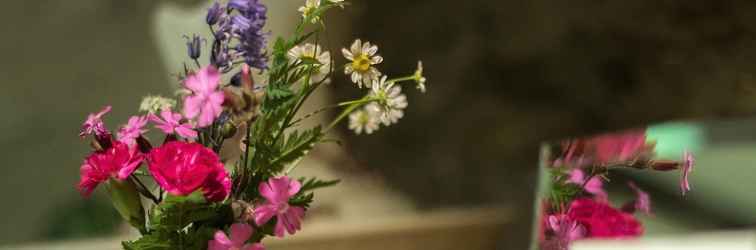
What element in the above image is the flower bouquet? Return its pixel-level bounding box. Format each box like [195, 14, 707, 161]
[75, 1, 427, 249]
[535, 129, 694, 250]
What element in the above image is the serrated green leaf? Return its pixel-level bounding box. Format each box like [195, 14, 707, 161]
[298, 177, 341, 193]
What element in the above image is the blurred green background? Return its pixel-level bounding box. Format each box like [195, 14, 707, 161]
[1, 0, 756, 248]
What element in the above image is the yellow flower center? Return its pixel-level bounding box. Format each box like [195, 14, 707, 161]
[352, 54, 372, 72]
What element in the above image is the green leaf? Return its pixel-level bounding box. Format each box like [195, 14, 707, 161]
[268, 126, 323, 172]
[122, 233, 172, 250]
[298, 177, 340, 193]
[149, 193, 215, 233]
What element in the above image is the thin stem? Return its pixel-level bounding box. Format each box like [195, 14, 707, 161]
[131, 176, 159, 204]
[386, 75, 417, 85]
[325, 97, 372, 132]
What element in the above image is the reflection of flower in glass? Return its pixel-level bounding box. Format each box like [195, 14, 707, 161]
[681, 151, 694, 195]
[567, 198, 643, 238]
[568, 169, 607, 200]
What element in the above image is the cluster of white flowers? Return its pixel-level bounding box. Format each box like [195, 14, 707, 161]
[139, 95, 176, 114]
[293, 0, 427, 135]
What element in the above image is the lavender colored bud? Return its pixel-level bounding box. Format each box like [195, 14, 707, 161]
[206, 2, 224, 25]
[185, 34, 203, 60]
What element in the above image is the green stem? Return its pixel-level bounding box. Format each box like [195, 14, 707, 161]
[324, 97, 376, 132]
[386, 75, 417, 85]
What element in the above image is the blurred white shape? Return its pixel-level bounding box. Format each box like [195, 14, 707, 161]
[573, 230, 756, 250]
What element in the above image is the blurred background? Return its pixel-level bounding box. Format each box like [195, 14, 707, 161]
[2, 0, 756, 249]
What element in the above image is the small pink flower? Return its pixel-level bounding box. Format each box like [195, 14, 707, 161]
[681, 151, 694, 195]
[78, 141, 144, 197]
[183, 66, 225, 128]
[208, 223, 265, 250]
[591, 129, 647, 164]
[80, 105, 112, 138]
[254, 176, 305, 237]
[567, 198, 643, 238]
[147, 141, 230, 201]
[542, 214, 586, 250]
[148, 108, 198, 139]
[623, 182, 652, 215]
[568, 169, 607, 200]
[117, 115, 148, 145]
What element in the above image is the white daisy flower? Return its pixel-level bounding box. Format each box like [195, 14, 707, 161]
[368, 76, 408, 125]
[288, 43, 332, 83]
[413, 61, 427, 93]
[342, 39, 383, 88]
[348, 108, 380, 134]
[298, 0, 321, 23]
[139, 95, 176, 114]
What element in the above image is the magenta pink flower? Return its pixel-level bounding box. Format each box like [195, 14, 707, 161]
[681, 151, 694, 195]
[208, 223, 265, 250]
[148, 108, 198, 139]
[183, 66, 225, 128]
[254, 176, 306, 237]
[542, 214, 586, 250]
[147, 141, 231, 201]
[623, 182, 652, 215]
[591, 129, 647, 164]
[567, 198, 643, 238]
[78, 141, 144, 197]
[117, 115, 148, 145]
[80, 105, 112, 138]
[568, 169, 607, 200]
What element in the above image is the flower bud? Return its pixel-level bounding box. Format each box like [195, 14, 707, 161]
[185, 34, 203, 60]
[206, 2, 224, 25]
[107, 178, 146, 233]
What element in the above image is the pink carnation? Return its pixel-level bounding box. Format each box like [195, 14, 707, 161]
[147, 141, 230, 202]
[183, 66, 225, 128]
[78, 141, 144, 197]
[208, 223, 265, 250]
[80, 105, 112, 138]
[148, 108, 198, 139]
[254, 176, 306, 237]
[567, 198, 643, 238]
[117, 115, 148, 145]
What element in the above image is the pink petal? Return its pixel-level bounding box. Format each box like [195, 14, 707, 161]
[183, 95, 203, 119]
[288, 179, 302, 197]
[242, 243, 265, 250]
[259, 180, 283, 203]
[253, 205, 277, 226]
[229, 223, 254, 247]
[208, 231, 233, 250]
[176, 125, 198, 139]
[273, 216, 286, 237]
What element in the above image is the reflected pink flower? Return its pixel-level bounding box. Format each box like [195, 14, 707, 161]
[147, 141, 230, 201]
[623, 182, 652, 215]
[567, 198, 643, 238]
[78, 141, 143, 197]
[591, 129, 647, 164]
[542, 214, 586, 250]
[117, 116, 148, 145]
[80, 105, 112, 138]
[183, 66, 225, 128]
[681, 151, 694, 195]
[254, 176, 305, 237]
[568, 169, 607, 200]
[148, 108, 198, 139]
[208, 223, 265, 250]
